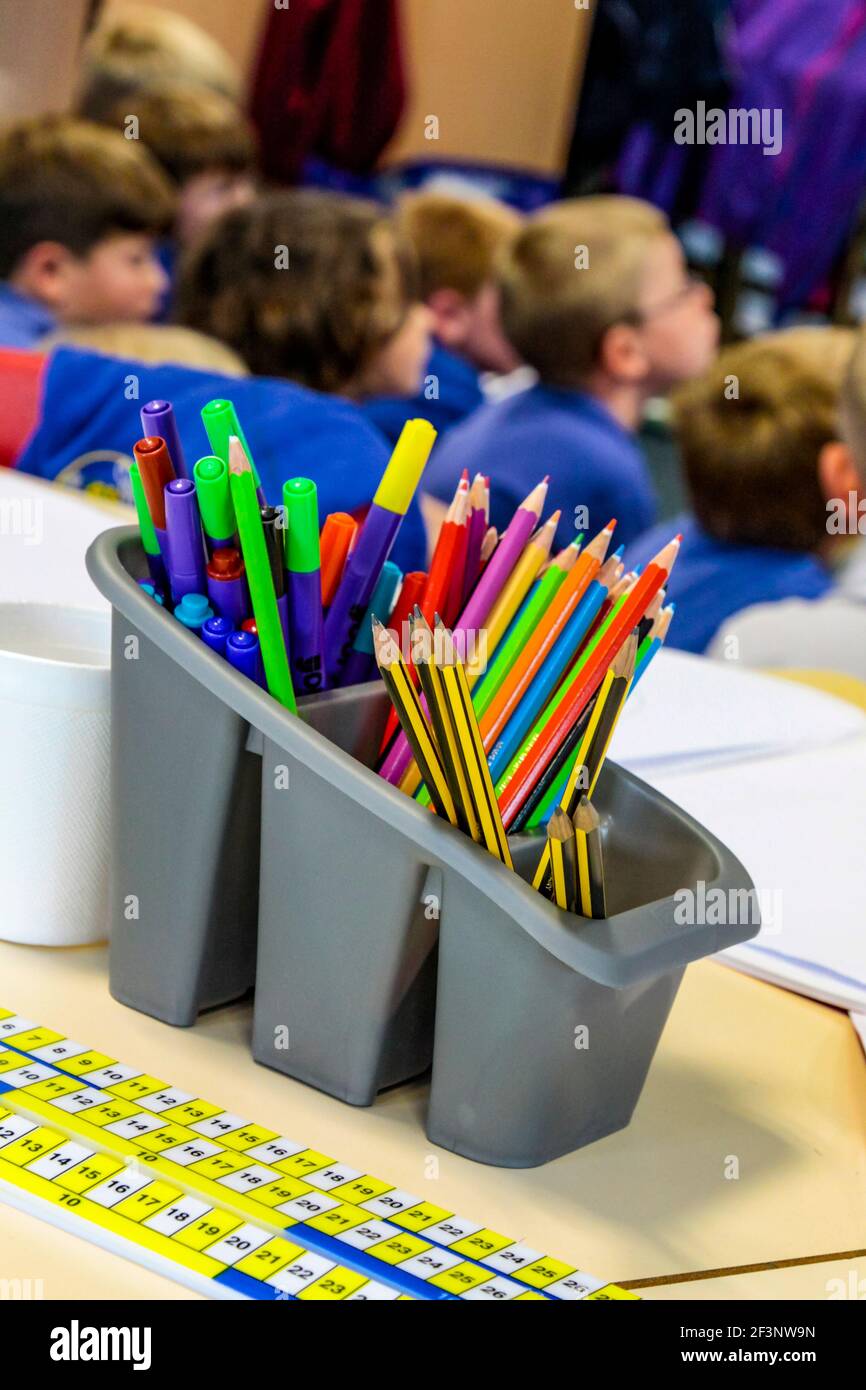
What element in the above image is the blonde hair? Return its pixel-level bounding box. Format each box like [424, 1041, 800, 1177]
[78, 4, 241, 120]
[674, 326, 855, 550]
[0, 116, 174, 276]
[838, 325, 866, 479]
[88, 82, 256, 186]
[498, 195, 669, 385]
[395, 191, 521, 301]
[39, 322, 248, 376]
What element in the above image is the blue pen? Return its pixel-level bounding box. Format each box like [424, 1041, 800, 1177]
[340, 560, 402, 686]
[486, 574, 610, 778]
[227, 630, 264, 686]
[174, 593, 213, 631]
[201, 615, 235, 656]
[137, 580, 165, 606]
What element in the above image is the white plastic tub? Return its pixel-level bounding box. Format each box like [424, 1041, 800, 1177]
[0, 604, 111, 945]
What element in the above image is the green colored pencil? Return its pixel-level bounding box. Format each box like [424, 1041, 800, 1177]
[228, 436, 297, 713]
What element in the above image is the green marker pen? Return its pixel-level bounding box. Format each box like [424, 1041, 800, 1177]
[201, 399, 262, 493]
[193, 455, 236, 551]
[283, 477, 327, 694]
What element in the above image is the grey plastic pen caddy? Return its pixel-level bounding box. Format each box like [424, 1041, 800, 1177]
[88, 527, 759, 1167]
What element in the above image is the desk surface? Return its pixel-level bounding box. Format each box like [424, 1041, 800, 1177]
[1, 941, 864, 1301]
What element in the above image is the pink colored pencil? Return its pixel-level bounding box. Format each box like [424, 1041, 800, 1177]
[379, 477, 548, 786]
[460, 473, 488, 607]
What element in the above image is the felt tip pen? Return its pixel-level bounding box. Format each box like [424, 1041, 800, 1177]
[323, 419, 436, 684]
[133, 436, 175, 556]
[140, 399, 188, 480]
[193, 455, 236, 551]
[137, 580, 165, 605]
[201, 398, 264, 500]
[130, 461, 168, 592]
[283, 476, 328, 694]
[201, 615, 235, 656]
[261, 505, 290, 653]
[206, 546, 249, 627]
[226, 629, 264, 686]
[341, 560, 402, 686]
[174, 593, 213, 631]
[164, 478, 207, 603]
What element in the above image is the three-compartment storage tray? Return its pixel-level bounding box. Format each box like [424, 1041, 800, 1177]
[87, 528, 759, 1167]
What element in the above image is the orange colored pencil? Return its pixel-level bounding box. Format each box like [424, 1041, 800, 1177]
[497, 536, 680, 828]
[478, 519, 616, 750]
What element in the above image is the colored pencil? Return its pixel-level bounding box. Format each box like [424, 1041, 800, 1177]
[460, 472, 488, 607]
[228, 437, 297, 713]
[574, 797, 606, 919]
[372, 619, 457, 826]
[420, 470, 469, 625]
[411, 609, 479, 841]
[531, 634, 637, 888]
[436, 619, 513, 867]
[498, 538, 678, 829]
[471, 510, 560, 683]
[546, 809, 578, 911]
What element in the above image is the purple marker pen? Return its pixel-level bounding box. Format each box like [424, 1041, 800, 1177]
[206, 546, 249, 627]
[141, 400, 188, 480]
[164, 478, 207, 604]
[201, 615, 235, 656]
[226, 630, 264, 687]
[260, 505, 290, 653]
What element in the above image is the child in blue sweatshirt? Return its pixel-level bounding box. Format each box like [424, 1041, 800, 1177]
[624, 328, 856, 653]
[363, 191, 523, 446]
[422, 196, 719, 552]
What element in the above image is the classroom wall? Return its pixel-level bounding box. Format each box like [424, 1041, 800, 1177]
[101, 0, 593, 178]
[0, 0, 91, 118]
[383, 0, 594, 175]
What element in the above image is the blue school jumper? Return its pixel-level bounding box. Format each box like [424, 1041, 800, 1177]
[421, 383, 656, 552]
[362, 342, 484, 447]
[15, 346, 428, 572]
[624, 515, 832, 654]
[0, 283, 56, 349]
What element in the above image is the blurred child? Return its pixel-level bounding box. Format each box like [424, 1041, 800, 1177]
[363, 190, 522, 444]
[83, 83, 256, 249]
[705, 328, 866, 677]
[0, 116, 174, 348]
[627, 328, 853, 654]
[39, 322, 247, 375]
[77, 4, 241, 115]
[175, 190, 431, 399]
[422, 196, 718, 551]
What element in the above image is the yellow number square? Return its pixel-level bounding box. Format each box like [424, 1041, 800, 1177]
[450, 1228, 512, 1259]
[0, 1051, 27, 1073]
[159, 1098, 222, 1125]
[108, 1074, 167, 1102]
[394, 1201, 452, 1233]
[136, 1124, 197, 1153]
[304, 1204, 369, 1236]
[519, 1257, 578, 1289]
[84, 1099, 139, 1127]
[62, 1051, 115, 1076]
[1, 1127, 64, 1166]
[428, 1261, 490, 1294]
[514, 1290, 548, 1300]
[297, 1268, 370, 1301]
[174, 1208, 241, 1250]
[275, 1148, 332, 1178]
[330, 1175, 394, 1205]
[586, 1284, 639, 1300]
[22, 1076, 84, 1102]
[365, 1233, 431, 1266]
[235, 1237, 302, 1278]
[187, 1150, 250, 1180]
[113, 1181, 179, 1222]
[3, 1027, 63, 1050]
[220, 1124, 279, 1152]
[56, 1153, 125, 1192]
[248, 1176, 311, 1208]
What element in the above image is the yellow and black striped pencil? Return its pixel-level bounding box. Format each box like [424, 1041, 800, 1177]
[410, 607, 480, 842]
[546, 808, 577, 910]
[574, 796, 606, 919]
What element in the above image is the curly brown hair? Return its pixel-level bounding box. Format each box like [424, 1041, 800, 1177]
[175, 190, 419, 393]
